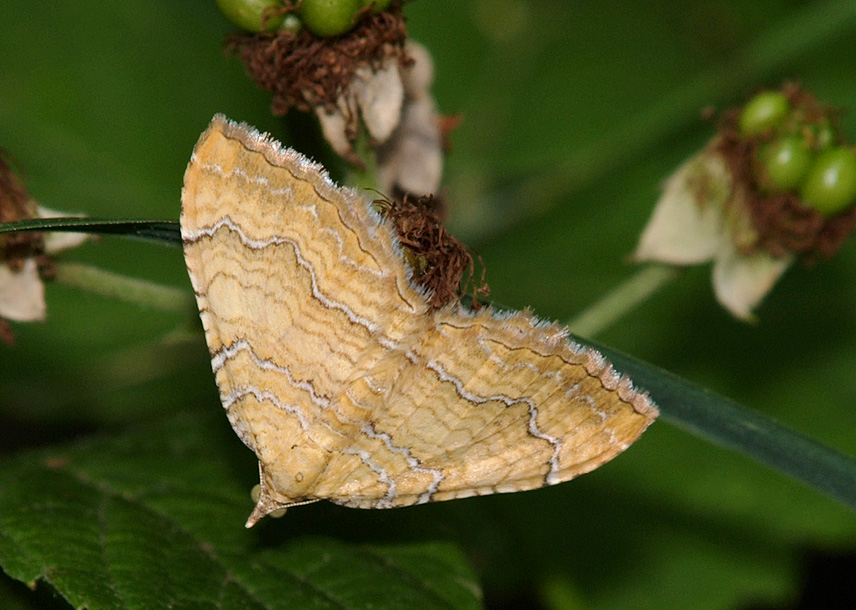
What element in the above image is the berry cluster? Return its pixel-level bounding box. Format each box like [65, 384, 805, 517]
[740, 90, 856, 217]
[216, 0, 393, 37]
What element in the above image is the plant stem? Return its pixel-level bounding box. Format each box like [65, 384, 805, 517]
[346, 130, 381, 192]
[54, 262, 194, 313]
[567, 264, 680, 338]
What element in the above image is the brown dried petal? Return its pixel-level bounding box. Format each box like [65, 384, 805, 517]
[1, 156, 45, 270]
[377, 194, 488, 309]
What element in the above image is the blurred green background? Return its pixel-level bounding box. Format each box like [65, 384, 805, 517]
[1, 1, 855, 608]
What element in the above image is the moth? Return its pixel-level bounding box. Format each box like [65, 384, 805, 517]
[181, 115, 657, 527]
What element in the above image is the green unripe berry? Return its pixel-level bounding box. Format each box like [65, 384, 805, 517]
[739, 91, 790, 136]
[215, 0, 285, 32]
[299, 0, 361, 37]
[758, 135, 812, 192]
[800, 147, 856, 216]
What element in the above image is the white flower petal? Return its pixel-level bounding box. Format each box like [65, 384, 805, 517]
[374, 41, 443, 195]
[44, 231, 88, 254]
[354, 61, 404, 143]
[315, 105, 353, 158]
[634, 152, 733, 265]
[712, 246, 793, 321]
[401, 41, 434, 98]
[376, 96, 443, 195]
[0, 258, 46, 322]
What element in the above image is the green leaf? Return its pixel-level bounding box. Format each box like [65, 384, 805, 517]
[0, 411, 482, 610]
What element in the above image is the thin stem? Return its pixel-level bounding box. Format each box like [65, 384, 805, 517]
[346, 130, 381, 192]
[54, 262, 194, 313]
[567, 264, 680, 338]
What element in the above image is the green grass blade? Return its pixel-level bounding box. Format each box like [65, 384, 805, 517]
[0, 218, 181, 246]
[592, 340, 856, 512]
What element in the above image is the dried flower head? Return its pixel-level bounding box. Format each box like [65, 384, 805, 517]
[374, 193, 488, 309]
[227, 6, 447, 196]
[635, 84, 856, 320]
[0, 155, 87, 342]
[229, 10, 406, 149]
